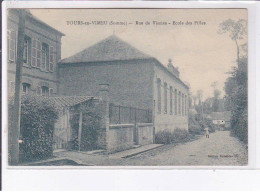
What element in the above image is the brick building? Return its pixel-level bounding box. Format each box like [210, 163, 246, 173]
[7, 10, 64, 97]
[58, 35, 189, 132]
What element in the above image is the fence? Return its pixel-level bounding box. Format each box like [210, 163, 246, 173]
[109, 103, 152, 124]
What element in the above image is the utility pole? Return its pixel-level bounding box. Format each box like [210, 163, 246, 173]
[10, 10, 25, 165]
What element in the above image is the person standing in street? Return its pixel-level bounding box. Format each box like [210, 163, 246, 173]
[205, 127, 210, 138]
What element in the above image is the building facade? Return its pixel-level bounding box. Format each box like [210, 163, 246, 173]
[7, 10, 64, 97]
[58, 35, 189, 133]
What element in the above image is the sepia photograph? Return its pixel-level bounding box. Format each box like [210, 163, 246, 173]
[6, 8, 248, 167]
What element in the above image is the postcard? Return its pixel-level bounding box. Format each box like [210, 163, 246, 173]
[5, 8, 248, 167]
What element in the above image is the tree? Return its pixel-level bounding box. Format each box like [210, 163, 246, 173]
[218, 19, 247, 66]
[219, 18, 247, 144]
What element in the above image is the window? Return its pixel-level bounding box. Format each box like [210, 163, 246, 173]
[174, 89, 177, 115]
[31, 39, 37, 67]
[36, 40, 41, 68]
[157, 78, 161, 114]
[185, 95, 187, 116]
[41, 43, 49, 71]
[49, 88, 54, 96]
[178, 91, 181, 115]
[164, 83, 167, 114]
[182, 93, 184, 116]
[36, 86, 42, 96]
[23, 36, 31, 65]
[41, 86, 49, 97]
[49, 46, 54, 72]
[8, 30, 16, 62]
[22, 83, 31, 94]
[170, 86, 173, 115]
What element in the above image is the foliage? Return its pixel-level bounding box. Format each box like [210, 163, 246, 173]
[218, 19, 247, 41]
[219, 18, 247, 144]
[155, 129, 191, 144]
[224, 57, 248, 144]
[69, 101, 103, 151]
[9, 95, 58, 162]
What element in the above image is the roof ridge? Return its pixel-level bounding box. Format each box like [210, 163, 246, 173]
[60, 35, 152, 64]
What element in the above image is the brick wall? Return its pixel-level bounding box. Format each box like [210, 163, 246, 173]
[58, 59, 154, 110]
[7, 10, 62, 96]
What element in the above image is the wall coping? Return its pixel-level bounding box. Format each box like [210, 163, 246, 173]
[109, 124, 135, 129]
[137, 123, 153, 127]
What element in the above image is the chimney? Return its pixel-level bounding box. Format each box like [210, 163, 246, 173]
[167, 59, 180, 78]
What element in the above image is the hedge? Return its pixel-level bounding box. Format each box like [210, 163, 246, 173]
[9, 95, 58, 163]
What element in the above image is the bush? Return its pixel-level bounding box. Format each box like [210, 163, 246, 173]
[225, 57, 248, 144]
[188, 124, 203, 135]
[9, 95, 58, 163]
[155, 129, 191, 144]
[70, 101, 103, 151]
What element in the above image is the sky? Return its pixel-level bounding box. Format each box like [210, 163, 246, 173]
[30, 9, 247, 99]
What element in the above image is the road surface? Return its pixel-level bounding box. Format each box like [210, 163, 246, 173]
[54, 130, 248, 166]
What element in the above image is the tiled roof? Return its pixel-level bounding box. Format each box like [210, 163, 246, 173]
[49, 96, 98, 107]
[60, 35, 152, 64]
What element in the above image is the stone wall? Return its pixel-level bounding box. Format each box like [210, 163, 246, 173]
[137, 123, 154, 145]
[107, 124, 135, 153]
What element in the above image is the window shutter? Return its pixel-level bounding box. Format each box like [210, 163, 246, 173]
[49, 46, 54, 72]
[36, 40, 41, 68]
[36, 86, 42, 96]
[8, 30, 16, 62]
[31, 39, 37, 67]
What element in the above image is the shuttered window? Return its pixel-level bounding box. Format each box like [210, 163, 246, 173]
[36, 40, 41, 68]
[23, 36, 31, 66]
[8, 30, 16, 62]
[31, 39, 37, 67]
[49, 46, 54, 72]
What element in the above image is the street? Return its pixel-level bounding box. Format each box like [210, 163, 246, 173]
[54, 130, 248, 166]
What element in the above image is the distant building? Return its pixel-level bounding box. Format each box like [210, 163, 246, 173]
[7, 9, 64, 97]
[210, 111, 231, 128]
[58, 35, 189, 133]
